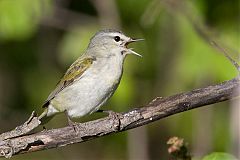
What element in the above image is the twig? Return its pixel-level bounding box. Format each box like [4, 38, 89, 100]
[0, 78, 239, 158]
[0, 112, 41, 142]
[210, 40, 240, 73]
[161, 0, 240, 73]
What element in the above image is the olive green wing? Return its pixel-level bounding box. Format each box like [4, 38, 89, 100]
[42, 57, 95, 108]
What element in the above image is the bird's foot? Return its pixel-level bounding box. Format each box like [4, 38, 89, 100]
[65, 110, 79, 132]
[97, 110, 122, 131]
[97, 109, 121, 120]
[42, 126, 47, 131]
[67, 119, 79, 132]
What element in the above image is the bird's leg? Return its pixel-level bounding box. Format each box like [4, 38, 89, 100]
[96, 109, 105, 113]
[64, 110, 77, 132]
[42, 126, 47, 131]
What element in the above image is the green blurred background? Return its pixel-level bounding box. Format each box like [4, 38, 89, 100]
[0, 0, 239, 159]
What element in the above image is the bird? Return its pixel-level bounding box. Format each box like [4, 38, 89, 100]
[39, 29, 143, 126]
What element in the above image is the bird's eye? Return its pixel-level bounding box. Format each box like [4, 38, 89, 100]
[114, 36, 120, 42]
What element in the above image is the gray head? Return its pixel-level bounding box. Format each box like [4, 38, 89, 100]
[87, 29, 143, 58]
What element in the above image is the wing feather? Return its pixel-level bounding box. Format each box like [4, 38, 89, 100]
[42, 56, 95, 108]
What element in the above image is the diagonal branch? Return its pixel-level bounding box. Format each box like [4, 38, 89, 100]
[0, 77, 239, 158]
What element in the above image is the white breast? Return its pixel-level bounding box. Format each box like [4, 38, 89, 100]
[48, 54, 124, 118]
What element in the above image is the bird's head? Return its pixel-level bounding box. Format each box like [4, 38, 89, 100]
[87, 29, 143, 58]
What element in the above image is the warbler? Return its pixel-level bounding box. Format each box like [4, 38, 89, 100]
[39, 29, 143, 126]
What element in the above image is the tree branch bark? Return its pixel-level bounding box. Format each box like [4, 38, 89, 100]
[0, 77, 239, 158]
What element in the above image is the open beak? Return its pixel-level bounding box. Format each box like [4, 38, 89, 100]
[125, 38, 144, 57]
[129, 38, 145, 43]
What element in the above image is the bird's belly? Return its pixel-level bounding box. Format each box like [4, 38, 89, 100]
[51, 67, 121, 118]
